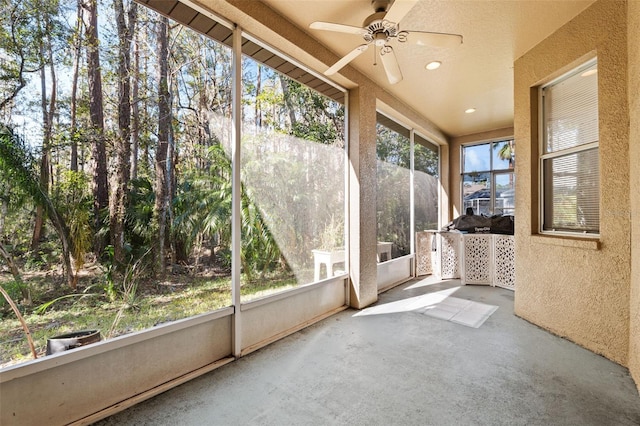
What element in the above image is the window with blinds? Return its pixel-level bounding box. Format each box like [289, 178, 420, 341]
[541, 59, 599, 234]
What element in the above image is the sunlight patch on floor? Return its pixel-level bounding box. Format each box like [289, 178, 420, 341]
[353, 287, 460, 317]
[353, 286, 498, 328]
[403, 276, 453, 291]
[421, 297, 498, 328]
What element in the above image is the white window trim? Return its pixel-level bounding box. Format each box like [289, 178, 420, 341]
[538, 58, 599, 238]
[460, 138, 515, 216]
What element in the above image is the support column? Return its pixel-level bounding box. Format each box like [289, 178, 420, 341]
[231, 25, 242, 357]
[348, 85, 378, 309]
[628, 0, 640, 392]
[440, 143, 451, 225]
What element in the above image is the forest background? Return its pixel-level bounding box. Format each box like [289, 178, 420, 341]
[0, 0, 436, 366]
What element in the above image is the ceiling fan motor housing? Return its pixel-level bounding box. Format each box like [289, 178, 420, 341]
[363, 11, 398, 45]
[309, 0, 462, 84]
[371, 0, 392, 13]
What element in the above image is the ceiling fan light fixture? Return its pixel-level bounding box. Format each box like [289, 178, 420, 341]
[465, 108, 476, 114]
[309, 0, 461, 85]
[425, 61, 441, 70]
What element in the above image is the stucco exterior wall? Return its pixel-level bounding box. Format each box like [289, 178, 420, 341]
[449, 128, 514, 219]
[349, 85, 380, 308]
[513, 0, 630, 365]
[628, 0, 640, 391]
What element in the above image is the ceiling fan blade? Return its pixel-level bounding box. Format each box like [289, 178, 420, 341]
[310, 21, 368, 36]
[325, 44, 370, 75]
[404, 31, 463, 48]
[384, 0, 418, 25]
[379, 45, 403, 85]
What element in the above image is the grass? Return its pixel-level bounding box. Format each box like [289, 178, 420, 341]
[0, 269, 300, 367]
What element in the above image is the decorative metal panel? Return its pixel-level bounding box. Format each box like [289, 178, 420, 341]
[462, 234, 493, 285]
[415, 231, 435, 276]
[493, 235, 515, 290]
[439, 232, 461, 279]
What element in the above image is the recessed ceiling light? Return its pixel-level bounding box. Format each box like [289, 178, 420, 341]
[581, 69, 597, 77]
[425, 61, 441, 70]
[465, 108, 476, 114]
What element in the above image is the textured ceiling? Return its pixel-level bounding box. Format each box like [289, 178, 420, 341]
[261, 0, 595, 137]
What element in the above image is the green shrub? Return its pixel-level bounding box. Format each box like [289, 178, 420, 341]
[0, 281, 28, 316]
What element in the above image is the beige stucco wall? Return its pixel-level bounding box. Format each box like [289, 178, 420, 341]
[514, 0, 630, 365]
[349, 85, 380, 308]
[628, 0, 640, 391]
[449, 127, 514, 219]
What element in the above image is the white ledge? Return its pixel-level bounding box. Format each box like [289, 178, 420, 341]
[531, 234, 601, 250]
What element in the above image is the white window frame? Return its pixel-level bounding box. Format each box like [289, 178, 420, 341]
[460, 138, 515, 216]
[539, 58, 599, 237]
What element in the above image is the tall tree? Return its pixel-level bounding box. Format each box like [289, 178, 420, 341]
[31, 2, 58, 251]
[255, 64, 262, 128]
[154, 16, 170, 276]
[110, 0, 137, 266]
[278, 75, 297, 129]
[69, 0, 84, 172]
[130, 30, 140, 180]
[82, 0, 108, 256]
[0, 1, 36, 113]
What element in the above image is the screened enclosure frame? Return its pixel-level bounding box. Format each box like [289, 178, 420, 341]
[115, 0, 351, 356]
[376, 111, 441, 261]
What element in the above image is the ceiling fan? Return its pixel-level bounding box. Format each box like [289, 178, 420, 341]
[309, 0, 463, 84]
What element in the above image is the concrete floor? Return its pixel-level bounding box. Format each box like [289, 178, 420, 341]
[96, 277, 640, 426]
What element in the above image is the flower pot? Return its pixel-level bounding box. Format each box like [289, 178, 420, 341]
[46, 329, 101, 355]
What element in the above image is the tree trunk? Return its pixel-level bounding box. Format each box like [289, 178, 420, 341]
[154, 17, 170, 278]
[0, 189, 20, 282]
[110, 0, 137, 267]
[167, 118, 176, 268]
[255, 64, 261, 128]
[69, 0, 84, 172]
[0, 188, 6, 238]
[82, 0, 108, 257]
[31, 13, 58, 252]
[49, 204, 76, 289]
[131, 34, 140, 180]
[42, 25, 73, 286]
[0, 244, 22, 283]
[30, 51, 48, 251]
[197, 50, 209, 170]
[279, 75, 298, 128]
